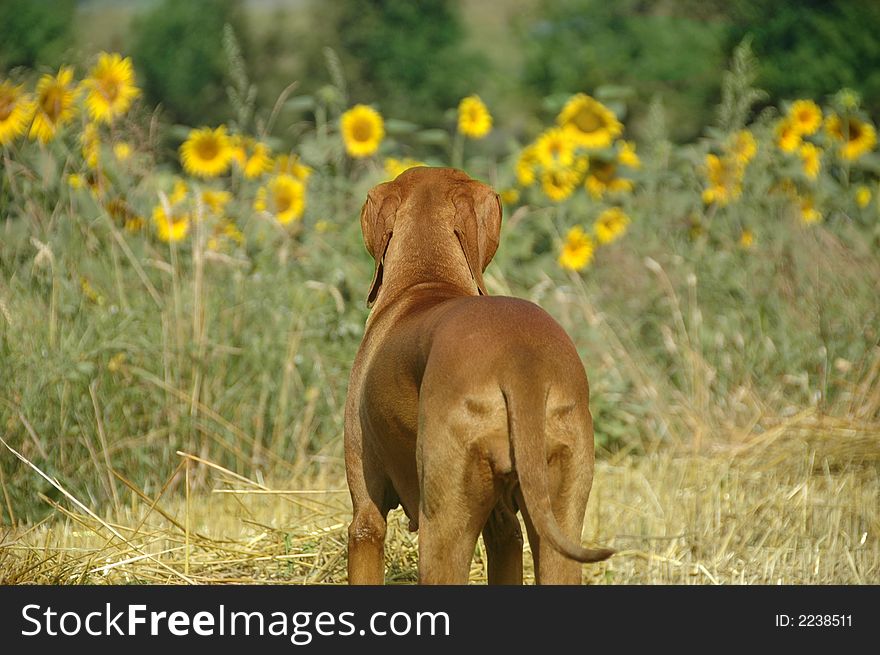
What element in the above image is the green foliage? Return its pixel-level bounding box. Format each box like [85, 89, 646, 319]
[519, 0, 729, 140]
[130, 0, 248, 126]
[731, 0, 880, 114]
[307, 0, 486, 123]
[0, 0, 75, 71]
[715, 38, 768, 132]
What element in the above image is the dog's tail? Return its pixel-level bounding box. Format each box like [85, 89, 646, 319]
[503, 380, 614, 564]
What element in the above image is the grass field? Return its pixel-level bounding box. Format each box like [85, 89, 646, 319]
[3, 419, 877, 584]
[1, 35, 879, 584]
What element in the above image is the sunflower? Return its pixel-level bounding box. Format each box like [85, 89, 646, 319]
[729, 130, 757, 167]
[799, 142, 821, 180]
[618, 140, 641, 169]
[798, 196, 821, 225]
[153, 206, 190, 242]
[169, 178, 188, 205]
[274, 153, 313, 181]
[152, 206, 189, 243]
[113, 141, 132, 161]
[124, 216, 145, 233]
[104, 196, 143, 233]
[541, 165, 580, 202]
[775, 119, 802, 153]
[30, 67, 77, 143]
[341, 104, 384, 158]
[558, 226, 594, 271]
[231, 136, 273, 179]
[83, 52, 139, 124]
[516, 145, 540, 187]
[701, 154, 742, 206]
[200, 189, 232, 215]
[384, 157, 426, 180]
[180, 126, 233, 178]
[0, 81, 34, 146]
[69, 171, 101, 196]
[81, 122, 101, 168]
[535, 127, 576, 168]
[152, 180, 191, 241]
[207, 220, 245, 252]
[557, 93, 621, 148]
[593, 207, 630, 244]
[825, 114, 877, 161]
[457, 95, 492, 139]
[788, 100, 822, 136]
[585, 160, 633, 199]
[855, 186, 872, 209]
[254, 174, 305, 224]
[739, 229, 755, 249]
[500, 188, 520, 205]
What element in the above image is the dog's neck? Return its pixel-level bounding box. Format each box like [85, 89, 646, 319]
[369, 230, 479, 316]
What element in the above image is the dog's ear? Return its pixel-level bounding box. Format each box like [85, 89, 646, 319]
[453, 184, 503, 296]
[360, 183, 400, 306]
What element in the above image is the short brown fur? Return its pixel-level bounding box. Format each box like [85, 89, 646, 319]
[345, 167, 613, 584]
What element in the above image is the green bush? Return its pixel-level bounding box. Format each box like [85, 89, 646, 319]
[306, 0, 487, 123]
[519, 0, 880, 140]
[131, 0, 249, 126]
[0, 0, 75, 71]
[730, 0, 880, 114]
[519, 0, 729, 141]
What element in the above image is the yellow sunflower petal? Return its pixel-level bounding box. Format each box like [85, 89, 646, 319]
[30, 67, 77, 143]
[557, 93, 622, 148]
[0, 81, 34, 145]
[593, 207, 630, 245]
[457, 95, 492, 139]
[558, 226, 594, 271]
[180, 126, 233, 178]
[254, 174, 305, 224]
[341, 105, 384, 158]
[84, 52, 140, 124]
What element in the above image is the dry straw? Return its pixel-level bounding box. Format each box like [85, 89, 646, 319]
[2, 412, 877, 585]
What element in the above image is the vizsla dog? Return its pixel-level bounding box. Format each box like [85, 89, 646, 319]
[345, 167, 613, 585]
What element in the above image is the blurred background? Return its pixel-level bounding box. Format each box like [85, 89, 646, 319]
[3, 0, 880, 140]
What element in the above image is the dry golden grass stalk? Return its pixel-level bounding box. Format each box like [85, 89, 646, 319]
[1, 415, 876, 585]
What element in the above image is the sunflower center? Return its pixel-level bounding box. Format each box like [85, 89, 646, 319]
[196, 138, 220, 161]
[847, 120, 862, 142]
[574, 109, 602, 133]
[98, 77, 120, 103]
[274, 188, 293, 213]
[352, 118, 373, 142]
[0, 94, 13, 120]
[593, 162, 616, 183]
[40, 85, 64, 122]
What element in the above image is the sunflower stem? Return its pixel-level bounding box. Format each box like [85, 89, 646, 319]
[452, 129, 465, 170]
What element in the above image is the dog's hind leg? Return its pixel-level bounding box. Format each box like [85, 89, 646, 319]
[482, 494, 523, 584]
[516, 445, 592, 585]
[416, 418, 496, 584]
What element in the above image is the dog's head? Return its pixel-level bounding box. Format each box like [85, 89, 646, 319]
[360, 167, 502, 306]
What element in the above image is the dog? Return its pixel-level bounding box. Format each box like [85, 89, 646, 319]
[345, 167, 613, 584]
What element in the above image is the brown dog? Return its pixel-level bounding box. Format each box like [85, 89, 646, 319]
[345, 167, 612, 584]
